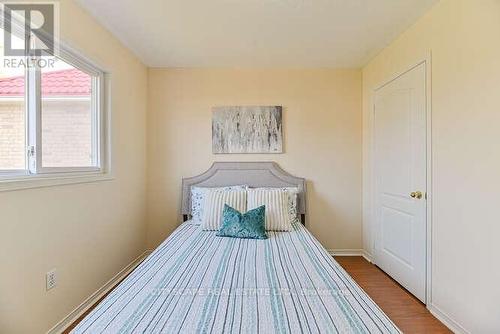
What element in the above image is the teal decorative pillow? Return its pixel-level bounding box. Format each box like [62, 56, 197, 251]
[216, 204, 268, 239]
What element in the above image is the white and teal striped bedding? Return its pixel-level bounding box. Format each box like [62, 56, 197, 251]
[72, 221, 400, 334]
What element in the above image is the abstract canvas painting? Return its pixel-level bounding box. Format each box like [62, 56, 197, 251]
[212, 106, 283, 154]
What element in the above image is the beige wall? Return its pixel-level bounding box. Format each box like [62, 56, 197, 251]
[0, 1, 148, 333]
[147, 68, 362, 251]
[362, 0, 500, 332]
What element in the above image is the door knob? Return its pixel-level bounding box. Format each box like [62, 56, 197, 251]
[410, 191, 423, 199]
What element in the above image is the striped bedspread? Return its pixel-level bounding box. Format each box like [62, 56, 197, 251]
[72, 221, 400, 334]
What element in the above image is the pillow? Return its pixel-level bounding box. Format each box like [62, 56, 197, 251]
[202, 188, 247, 230]
[249, 187, 300, 225]
[281, 187, 300, 223]
[216, 205, 267, 239]
[247, 188, 291, 231]
[190, 185, 246, 224]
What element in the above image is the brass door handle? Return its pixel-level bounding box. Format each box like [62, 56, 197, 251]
[410, 191, 423, 199]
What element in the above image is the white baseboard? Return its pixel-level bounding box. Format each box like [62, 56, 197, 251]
[328, 249, 364, 256]
[46, 250, 151, 334]
[361, 250, 373, 263]
[428, 304, 470, 334]
[328, 249, 373, 263]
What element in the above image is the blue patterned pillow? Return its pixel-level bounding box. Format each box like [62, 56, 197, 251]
[216, 205, 268, 239]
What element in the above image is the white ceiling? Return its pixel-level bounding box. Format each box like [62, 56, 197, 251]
[76, 0, 438, 68]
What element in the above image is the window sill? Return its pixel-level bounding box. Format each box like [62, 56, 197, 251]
[0, 171, 114, 192]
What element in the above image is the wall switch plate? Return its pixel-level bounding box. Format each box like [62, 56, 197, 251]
[46, 269, 57, 291]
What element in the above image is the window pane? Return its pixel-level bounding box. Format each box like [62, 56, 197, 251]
[0, 30, 26, 170]
[41, 58, 95, 167]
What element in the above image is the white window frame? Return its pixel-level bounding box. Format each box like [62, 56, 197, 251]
[0, 20, 112, 191]
[28, 48, 105, 175]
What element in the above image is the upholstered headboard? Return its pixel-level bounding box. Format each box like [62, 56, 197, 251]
[181, 162, 307, 224]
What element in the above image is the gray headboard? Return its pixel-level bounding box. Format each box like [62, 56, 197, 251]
[181, 162, 307, 224]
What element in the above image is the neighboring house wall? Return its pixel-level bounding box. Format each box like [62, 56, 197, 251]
[0, 100, 24, 169]
[0, 99, 92, 169]
[42, 99, 92, 167]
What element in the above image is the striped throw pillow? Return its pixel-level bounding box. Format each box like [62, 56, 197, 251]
[190, 185, 247, 224]
[247, 188, 291, 231]
[202, 189, 247, 230]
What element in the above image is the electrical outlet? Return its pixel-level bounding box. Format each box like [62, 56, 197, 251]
[46, 269, 57, 291]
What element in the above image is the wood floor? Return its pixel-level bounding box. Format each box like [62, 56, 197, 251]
[335, 256, 451, 333]
[65, 256, 450, 333]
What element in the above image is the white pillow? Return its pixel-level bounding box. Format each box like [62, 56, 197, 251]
[202, 189, 247, 230]
[281, 187, 300, 224]
[190, 185, 246, 224]
[250, 187, 300, 224]
[247, 188, 291, 231]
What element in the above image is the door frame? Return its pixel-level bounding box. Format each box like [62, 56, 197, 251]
[370, 53, 432, 305]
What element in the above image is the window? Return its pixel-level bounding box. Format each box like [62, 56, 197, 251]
[0, 26, 107, 184]
[40, 58, 99, 170]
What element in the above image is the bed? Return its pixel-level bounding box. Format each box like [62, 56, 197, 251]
[72, 162, 400, 334]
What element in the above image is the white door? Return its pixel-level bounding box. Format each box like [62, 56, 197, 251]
[373, 63, 427, 303]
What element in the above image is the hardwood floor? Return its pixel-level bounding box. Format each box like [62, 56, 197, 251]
[65, 256, 450, 333]
[335, 256, 451, 333]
